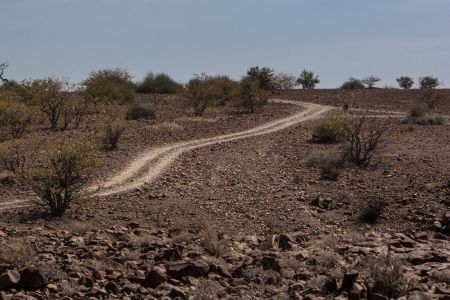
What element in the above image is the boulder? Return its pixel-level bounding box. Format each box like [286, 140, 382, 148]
[0, 270, 20, 290]
[167, 261, 209, 279]
[18, 267, 47, 290]
[145, 266, 167, 288]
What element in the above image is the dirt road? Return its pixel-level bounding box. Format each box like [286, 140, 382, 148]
[91, 100, 333, 197]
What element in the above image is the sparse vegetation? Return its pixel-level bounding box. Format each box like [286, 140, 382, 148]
[83, 68, 135, 104]
[0, 140, 38, 175]
[125, 101, 156, 120]
[344, 115, 385, 167]
[405, 99, 445, 125]
[0, 100, 34, 138]
[136, 72, 182, 94]
[200, 225, 225, 257]
[297, 69, 320, 89]
[235, 76, 268, 113]
[312, 112, 349, 143]
[366, 253, 410, 298]
[396, 76, 414, 89]
[341, 77, 365, 89]
[306, 151, 346, 180]
[419, 76, 439, 89]
[29, 142, 97, 216]
[99, 118, 125, 150]
[360, 199, 385, 223]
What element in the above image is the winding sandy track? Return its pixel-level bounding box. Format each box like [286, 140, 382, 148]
[92, 100, 332, 197]
[0, 100, 404, 211]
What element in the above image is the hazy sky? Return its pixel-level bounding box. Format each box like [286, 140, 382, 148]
[1, 0, 450, 88]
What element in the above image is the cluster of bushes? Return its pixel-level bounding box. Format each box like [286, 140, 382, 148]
[182, 73, 268, 116]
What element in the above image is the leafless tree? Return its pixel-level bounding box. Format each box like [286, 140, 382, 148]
[0, 62, 9, 84]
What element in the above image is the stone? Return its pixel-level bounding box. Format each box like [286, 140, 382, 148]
[18, 267, 47, 290]
[169, 286, 186, 299]
[261, 256, 281, 272]
[322, 277, 337, 294]
[340, 271, 359, 292]
[105, 281, 120, 294]
[278, 234, 294, 251]
[407, 291, 429, 300]
[145, 267, 167, 288]
[0, 270, 20, 290]
[163, 245, 184, 261]
[415, 232, 428, 241]
[167, 261, 209, 279]
[369, 293, 388, 300]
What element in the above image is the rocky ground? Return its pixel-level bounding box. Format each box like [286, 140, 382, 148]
[0, 89, 450, 299]
[0, 216, 449, 299]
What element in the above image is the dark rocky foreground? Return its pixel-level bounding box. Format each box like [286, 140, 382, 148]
[0, 215, 449, 300]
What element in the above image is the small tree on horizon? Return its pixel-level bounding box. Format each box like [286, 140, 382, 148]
[362, 76, 380, 89]
[419, 76, 439, 89]
[396, 76, 414, 89]
[297, 69, 320, 89]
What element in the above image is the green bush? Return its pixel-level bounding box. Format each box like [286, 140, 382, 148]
[136, 72, 182, 94]
[209, 76, 239, 106]
[246, 66, 275, 92]
[396, 76, 414, 89]
[234, 77, 268, 113]
[419, 76, 439, 89]
[312, 112, 349, 143]
[29, 142, 97, 216]
[341, 78, 365, 90]
[83, 69, 135, 104]
[125, 102, 156, 120]
[297, 69, 320, 89]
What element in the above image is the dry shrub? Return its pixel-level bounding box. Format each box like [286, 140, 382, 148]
[30, 141, 98, 216]
[306, 151, 347, 180]
[366, 253, 411, 298]
[193, 279, 221, 300]
[312, 112, 349, 143]
[0, 100, 35, 138]
[183, 73, 220, 116]
[344, 115, 386, 168]
[359, 199, 385, 223]
[0, 139, 38, 175]
[201, 225, 225, 257]
[125, 101, 156, 120]
[234, 76, 268, 113]
[98, 115, 125, 150]
[0, 238, 36, 267]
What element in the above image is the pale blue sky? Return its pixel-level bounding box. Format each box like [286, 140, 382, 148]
[1, 0, 449, 87]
